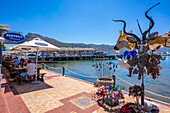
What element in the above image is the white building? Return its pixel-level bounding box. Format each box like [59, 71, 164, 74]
[48, 47, 96, 56]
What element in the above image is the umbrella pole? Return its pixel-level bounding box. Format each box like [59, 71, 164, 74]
[21, 50, 22, 59]
[19, 51, 20, 59]
[27, 50, 28, 60]
[36, 47, 38, 79]
[31, 47, 41, 84]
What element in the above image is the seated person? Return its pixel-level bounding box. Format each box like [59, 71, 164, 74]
[19, 69, 27, 76]
[2, 55, 6, 60]
[13, 57, 20, 65]
[26, 60, 36, 80]
[20, 59, 28, 68]
[19, 58, 24, 64]
[20, 61, 27, 68]
[18, 69, 28, 83]
[8, 56, 14, 61]
[6, 57, 9, 61]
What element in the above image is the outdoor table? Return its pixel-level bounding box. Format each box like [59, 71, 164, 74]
[14, 67, 42, 75]
[36, 67, 45, 81]
[37, 67, 42, 74]
[4, 61, 12, 68]
[14, 67, 27, 75]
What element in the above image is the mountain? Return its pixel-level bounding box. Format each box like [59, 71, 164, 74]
[4, 33, 114, 52]
[4, 32, 170, 53]
[154, 47, 170, 54]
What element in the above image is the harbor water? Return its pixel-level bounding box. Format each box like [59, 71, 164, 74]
[45, 56, 170, 104]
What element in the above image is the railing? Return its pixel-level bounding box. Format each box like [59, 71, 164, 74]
[43, 64, 170, 100]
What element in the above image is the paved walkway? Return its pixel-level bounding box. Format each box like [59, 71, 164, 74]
[0, 71, 29, 113]
[1, 67, 170, 113]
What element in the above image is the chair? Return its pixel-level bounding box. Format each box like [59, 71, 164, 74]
[28, 75, 36, 83]
[16, 74, 28, 85]
[37, 73, 46, 81]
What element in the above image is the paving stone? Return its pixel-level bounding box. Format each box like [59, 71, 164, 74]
[2, 68, 170, 113]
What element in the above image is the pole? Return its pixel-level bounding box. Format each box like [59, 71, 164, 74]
[0, 30, 2, 91]
[20, 50, 22, 59]
[62, 67, 65, 76]
[31, 47, 40, 83]
[141, 73, 144, 105]
[27, 49, 28, 59]
[36, 47, 38, 79]
[112, 74, 115, 86]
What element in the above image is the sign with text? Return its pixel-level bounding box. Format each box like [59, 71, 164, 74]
[35, 42, 48, 46]
[3, 32, 24, 42]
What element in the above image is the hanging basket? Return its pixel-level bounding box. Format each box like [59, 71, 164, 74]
[103, 98, 119, 107]
[97, 78, 114, 87]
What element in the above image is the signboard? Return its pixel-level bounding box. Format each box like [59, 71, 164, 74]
[21, 48, 31, 50]
[3, 32, 24, 42]
[35, 42, 48, 46]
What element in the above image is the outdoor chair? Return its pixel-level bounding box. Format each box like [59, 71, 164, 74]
[28, 75, 36, 83]
[16, 75, 28, 85]
[10, 71, 17, 78]
[37, 73, 46, 82]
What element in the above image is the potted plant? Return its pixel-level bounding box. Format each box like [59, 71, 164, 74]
[97, 84, 125, 106]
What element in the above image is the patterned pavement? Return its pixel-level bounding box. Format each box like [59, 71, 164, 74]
[5, 68, 98, 113]
[3, 68, 170, 113]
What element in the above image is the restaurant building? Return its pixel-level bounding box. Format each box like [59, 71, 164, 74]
[48, 47, 96, 56]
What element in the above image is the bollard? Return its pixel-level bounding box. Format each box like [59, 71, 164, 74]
[62, 67, 65, 76]
[112, 74, 115, 86]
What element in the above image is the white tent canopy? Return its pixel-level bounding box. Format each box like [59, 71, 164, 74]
[10, 38, 60, 52]
[6, 38, 60, 83]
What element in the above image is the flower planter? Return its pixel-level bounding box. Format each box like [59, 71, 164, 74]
[103, 98, 119, 107]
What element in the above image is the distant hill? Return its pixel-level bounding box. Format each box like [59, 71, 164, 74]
[4, 32, 170, 53]
[4, 33, 114, 52]
[154, 47, 170, 54]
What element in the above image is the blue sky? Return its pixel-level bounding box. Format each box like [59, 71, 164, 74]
[1, 0, 170, 45]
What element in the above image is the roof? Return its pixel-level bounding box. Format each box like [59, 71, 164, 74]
[0, 24, 11, 30]
[50, 47, 95, 51]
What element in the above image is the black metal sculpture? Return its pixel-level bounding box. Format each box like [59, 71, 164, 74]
[113, 2, 161, 105]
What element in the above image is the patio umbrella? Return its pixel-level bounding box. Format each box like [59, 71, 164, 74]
[4, 47, 30, 59]
[9, 38, 60, 83]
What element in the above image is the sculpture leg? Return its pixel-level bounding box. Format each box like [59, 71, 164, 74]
[128, 67, 132, 77]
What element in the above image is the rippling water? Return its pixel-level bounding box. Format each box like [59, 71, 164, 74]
[45, 56, 170, 103]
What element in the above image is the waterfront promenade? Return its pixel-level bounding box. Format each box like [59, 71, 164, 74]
[0, 67, 170, 113]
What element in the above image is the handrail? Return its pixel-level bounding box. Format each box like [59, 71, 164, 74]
[65, 67, 113, 78]
[44, 64, 63, 70]
[113, 74, 170, 100]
